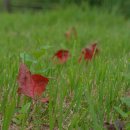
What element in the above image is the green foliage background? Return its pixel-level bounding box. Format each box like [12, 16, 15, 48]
[0, 0, 130, 17]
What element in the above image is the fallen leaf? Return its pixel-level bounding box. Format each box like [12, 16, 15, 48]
[17, 63, 49, 102]
[79, 42, 99, 62]
[65, 27, 77, 41]
[32, 74, 49, 97]
[53, 49, 70, 64]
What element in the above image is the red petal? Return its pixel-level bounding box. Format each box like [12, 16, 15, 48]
[17, 63, 34, 98]
[32, 74, 49, 97]
[53, 49, 70, 63]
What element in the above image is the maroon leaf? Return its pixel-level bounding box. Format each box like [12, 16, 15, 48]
[32, 74, 49, 97]
[65, 27, 77, 41]
[17, 63, 34, 98]
[79, 43, 99, 62]
[17, 63, 49, 102]
[53, 49, 70, 64]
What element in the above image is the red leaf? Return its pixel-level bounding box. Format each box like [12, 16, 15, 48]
[53, 49, 70, 64]
[65, 27, 77, 41]
[17, 63, 49, 101]
[79, 43, 99, 62]
[17, 63, 34, 98]
[65, 31, 71, 41]
[32, 74, 49, 97]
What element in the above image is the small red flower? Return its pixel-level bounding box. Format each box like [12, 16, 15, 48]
[17, 63, 49, 103]
[79, 43, 99, 62]
[53, 49, 70, 64]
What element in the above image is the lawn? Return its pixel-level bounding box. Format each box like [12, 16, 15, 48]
[0, 5, 130, 130]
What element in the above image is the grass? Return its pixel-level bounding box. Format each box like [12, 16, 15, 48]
[0, 4, 130, 130]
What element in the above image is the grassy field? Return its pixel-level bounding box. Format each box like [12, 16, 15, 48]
[0, 5, 130, 130]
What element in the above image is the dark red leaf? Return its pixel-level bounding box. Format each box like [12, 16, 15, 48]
[17, 63, 49, 101]
[65, 30, 71, 41]
[17, 63, 34, 98]
[53, 49, 70, 64]
[65, 27, 77, 41]
[79, 43, 99, 62]
[32, 74, 49, 97]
